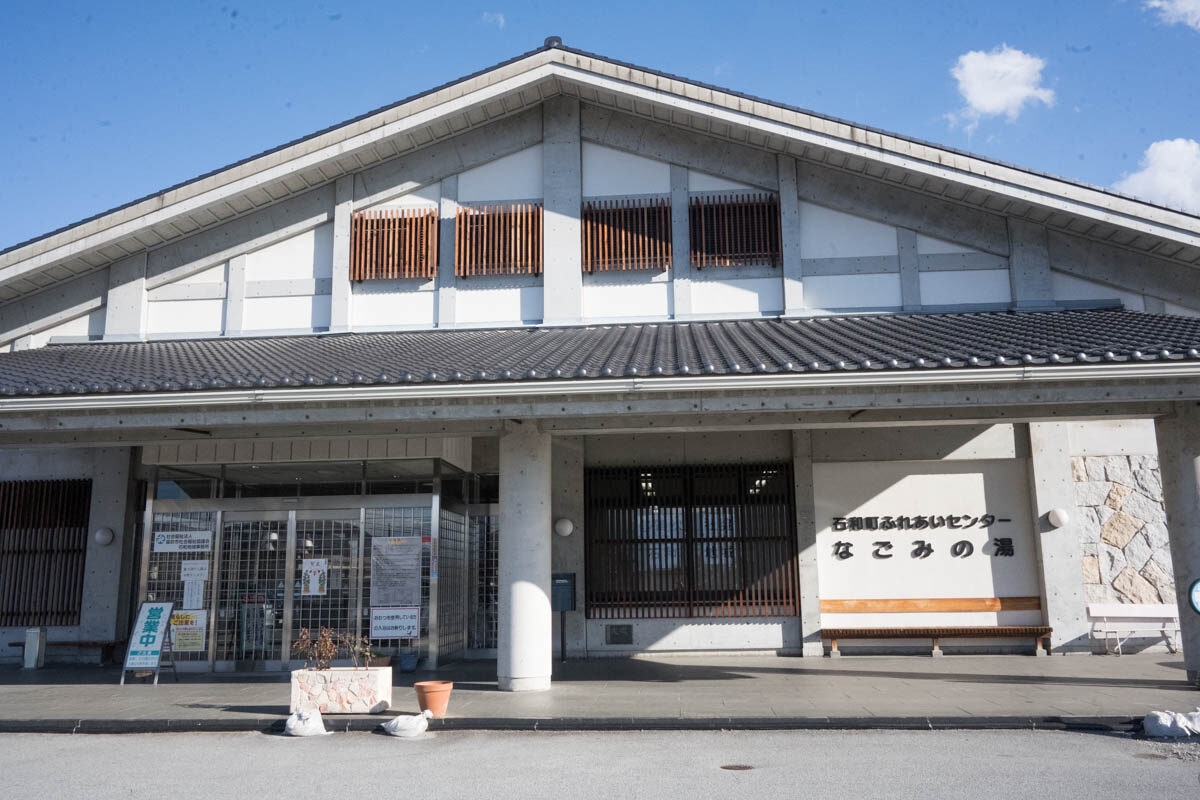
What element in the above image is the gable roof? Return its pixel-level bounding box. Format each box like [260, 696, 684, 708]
[0, 309, 1197, 408]
[3, 40, 1199, 306]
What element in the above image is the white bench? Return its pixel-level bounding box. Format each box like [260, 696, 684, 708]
[1087, 603, 1180, 655]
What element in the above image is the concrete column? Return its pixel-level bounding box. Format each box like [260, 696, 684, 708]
[778, 155, 805, 315]
[1144, 296, 1167, 314]
[669, 164, 692, 318]
[542, 96, 582, 325]
[436, 175, 459, 327]
[1007, 218, 1056, 310]
[103, 252, 147, 341]
[1027, 422, 1089, 651]
[551, 436, 585, 657]
[792, 430, 823, 655]
[498, 423, 553, 690]
[224, 255, 247, 335]
[78, 448, 136, 645]
[329, 175, 354, 332]
[1155, 401, 1200, 684]
[896, 229, 921, 311]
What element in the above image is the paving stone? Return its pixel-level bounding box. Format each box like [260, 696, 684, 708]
[1142, 520, 1171, 551]
[1097, 505, 1115, 525]
[1083, 457, 1108, 482]
[1104, 483, 1134, 510]
[1081, 555, 1101, 584]
[1132, 462, 1162, 499]
[1139, 558, 1175, 597]
[1070, 457, 1087, 483]
[1104, 456, 1134, 487]
[1101, 543, 1127, 583]
[1151, 548, 1175, 581]
[1112, 567, 1160, 604]
[1122, 491, 1166, 524]
[1100, 511, 1143, 549]
[1074, 481, 1111, 507]
[1084, 583, 1113, 604]
[1122, 532, 1152, 573]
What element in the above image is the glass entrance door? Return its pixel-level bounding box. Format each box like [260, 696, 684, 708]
[290, 511, 363, 654]
[213, 513, 288, 669]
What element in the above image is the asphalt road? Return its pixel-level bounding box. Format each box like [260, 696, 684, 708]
[2, 729, 1198, 798]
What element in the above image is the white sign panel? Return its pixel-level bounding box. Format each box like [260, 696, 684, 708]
[370, 606, 420, 639]
[153, 530, 212, 553]
[180, 560, 209, 582]
[170, 610, 208, 652]
[814, 459, 1040, 628]
[301, 558, 328, 596]
[124, 602, 174, 669]
[182, 580, 205, 610]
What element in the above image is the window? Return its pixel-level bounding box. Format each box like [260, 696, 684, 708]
[454, 203, 543, 277]
[585, 463, 797, 619]
[351, 208, 439, 280]
[581, 197, 672, 272]
[689, 192, 781, 268]
[0, 479, 92, 627]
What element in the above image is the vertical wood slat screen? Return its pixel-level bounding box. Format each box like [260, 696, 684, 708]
[350, 208, 439, 280]
[581, 197, 672, 273]
[0, 479, 92, 627]
[585, 464, 797, 620]
[689, 193, 781, 268]
[454, 203, 543, 277]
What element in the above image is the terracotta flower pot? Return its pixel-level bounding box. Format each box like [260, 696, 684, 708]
[413, 680, 454, 718]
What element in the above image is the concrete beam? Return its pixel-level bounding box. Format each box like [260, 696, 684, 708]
[354, 107, 543, 207]
[436, 175, 458, 326]
[103, 253, 148, 341]
[0, 269, 107, 347]
[224, 255, 247, 335]
[542, 97, 583, 325]
[147, 185, 334, 289]
[669, 164, 692, 317]
[896, 229, 921, 311]
[778, 155, 804, 314]
[329, 175, 353, 332]
[580, 105, 778, 190]
[1007, 219, 1055, 309]
[1156, 401, 1200, 684]
[1047, 230, 1200, 309]
[796, 160, 1010, 256]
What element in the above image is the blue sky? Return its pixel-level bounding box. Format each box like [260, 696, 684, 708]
[2, 0, 1198, 250]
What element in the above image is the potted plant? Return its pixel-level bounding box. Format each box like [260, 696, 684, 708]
[289, 627, 392, 714]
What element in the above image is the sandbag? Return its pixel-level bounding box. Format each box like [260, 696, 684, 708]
[284, 708, 331, 737]
[1143, 709, 1200, 737]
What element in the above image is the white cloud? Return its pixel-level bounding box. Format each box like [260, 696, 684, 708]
[1145, 0, 1200, 31]
[481, 11, 506, 29]
[947, 44, 1055, 134]
[1114, 138, 1200, 213]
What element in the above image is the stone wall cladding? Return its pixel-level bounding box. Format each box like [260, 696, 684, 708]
[1072, 454, 1173, 606]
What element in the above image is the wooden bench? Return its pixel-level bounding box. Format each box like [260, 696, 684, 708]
[821, 626, 1052, 657]
[6, 639, 124, 666]
[1087, 603, 1179, 655]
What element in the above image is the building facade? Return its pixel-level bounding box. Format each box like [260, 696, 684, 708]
[1, 41, 1199, 691]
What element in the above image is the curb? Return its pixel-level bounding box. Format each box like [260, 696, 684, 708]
[0, 715, 1144, 735]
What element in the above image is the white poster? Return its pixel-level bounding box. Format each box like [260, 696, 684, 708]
[180, 560, 209, 582]
[169, 610, 207, 652]
[153, 530, 212, 553]
[182, 580, 205, 610]
[370, 606, 420, 639]
[301, 558, 328, 596]
[370, 538, 422, 607]
[124, 602, 174, 670]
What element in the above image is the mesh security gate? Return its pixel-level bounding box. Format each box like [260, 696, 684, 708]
[585, 463, 798, 619]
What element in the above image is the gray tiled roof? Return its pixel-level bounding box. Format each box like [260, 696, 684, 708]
[1, 309, 1199, 398]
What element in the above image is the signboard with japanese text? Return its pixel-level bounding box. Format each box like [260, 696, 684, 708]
[169, 610, 207, 652]
[123, 602, 174, 670]
[370, 538, 422, 607]
[814, 460, 1040, 628]
[370, 606, 420, 639]
[180, 560, 209, 582]
[153, 530, 212, 553]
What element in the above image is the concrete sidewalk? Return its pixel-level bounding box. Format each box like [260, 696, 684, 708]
[0, 654, 1194, 733]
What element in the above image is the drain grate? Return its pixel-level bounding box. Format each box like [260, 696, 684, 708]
[720, 765, 754, 771]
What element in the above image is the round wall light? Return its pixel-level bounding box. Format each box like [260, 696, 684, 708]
[1047, 508, 1071, 529]
[554, 518, 575, 537]
[93, 527, 114, 546]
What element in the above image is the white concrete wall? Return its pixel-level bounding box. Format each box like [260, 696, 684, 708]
[1068, 420, 1158, 457]
[584, 618, 799, 654]
[1052, 270, 1146, 311]
[28, 308, 106, 347]
[458, 145, 543, 202]
[688, 170, 757, 192]
[352, 280, 437, 329]
[245, 224, 333, 282]
[581, 279, 670, 321]
[456, 284, 543, 326]
[582, 144, 670, 197]
[919, 269, 1012, 306]
[804, 273, 901, 310]
[148, 299, 225, 336]
[917, 234, 977, 255]
[800, 202, 898, 259]
[690, 277, 784, 315]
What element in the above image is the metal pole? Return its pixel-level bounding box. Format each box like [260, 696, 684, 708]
[354, 506, 365, 641]
[207, 510, 224, 670]
[428, 463, 442, 669]
[136, 468, 157, 606]
[280, 510, 297, 669]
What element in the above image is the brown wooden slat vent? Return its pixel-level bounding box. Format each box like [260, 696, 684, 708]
[350, 208, 439, 281]
[581, 197, 672, 273]
[455, 203, 543, 277]
[585, 463, 798, 620]
[0, 479, 92, 628]
[689, 193, 781, 268]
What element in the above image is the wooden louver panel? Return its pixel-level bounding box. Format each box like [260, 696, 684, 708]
[350, 208, 439, 280]
[689, 192, 781, 268]
[581, 197, 672, 273]
[0, 479, 92, 628]
[454, 203, 543, 277]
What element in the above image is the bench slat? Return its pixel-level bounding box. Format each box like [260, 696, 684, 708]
[822, 627, 1050, 639]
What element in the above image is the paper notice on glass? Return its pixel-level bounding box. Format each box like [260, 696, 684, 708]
[169, 610, 207, 652]
[370, 606, 420, 639]
[182, 580, 205, 610]
[370, 537, 422, 607]
[180, 560, 209, 582]
[301, 558, 328, 596]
